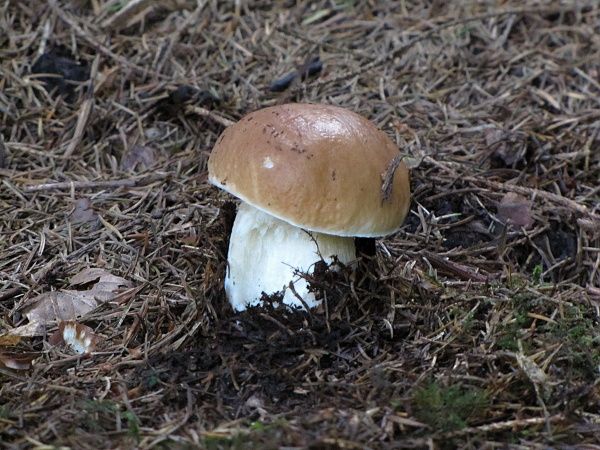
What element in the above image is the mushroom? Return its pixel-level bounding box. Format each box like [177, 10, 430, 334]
[208, 103, 410, 311]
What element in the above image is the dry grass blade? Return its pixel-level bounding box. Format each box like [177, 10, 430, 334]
[101, 0, 157, 30]
[63, 56, 100, 159]
[381, 154, 404, 203]
[1, 1, 599, 448]
[472, 177, 600, 223]
[185, 105, 235, 128]
[23, 172, 170, 192]
[18, 268, 132, 329]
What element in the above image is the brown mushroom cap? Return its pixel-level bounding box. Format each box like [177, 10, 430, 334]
[207, 103, 411, 237]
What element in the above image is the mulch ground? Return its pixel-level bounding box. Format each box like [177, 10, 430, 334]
[1, 1, 599, 449]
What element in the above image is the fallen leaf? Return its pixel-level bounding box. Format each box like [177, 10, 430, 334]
[120, 144, 157, 171]
[21, 268, 132, 325]
[7, 321, 46, 337]
[23, 290, 105, 323]
[515, 350, 551, 398]
[69, 267, 130, 290]
[516, 352, 548, 385]
[70, 198, 98, 225]
[497, 192, 534, 229]
[485, 128, 506, 148]
[49, 321, 99, 354]
[180, 230, 200, 246]
[485, 128, 527, 168]
[0, 352, 35, 370]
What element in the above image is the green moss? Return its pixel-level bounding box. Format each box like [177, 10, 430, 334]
[76, 399, 119, 433]
[79, 399, 119, 414]
[202, 433, 274, 450]
[249, 421, 265, 431]
[75, 400, 139, 441]
[154, 440, 196, 450]
[531, 264, 543, 284]
[122, 410, 140, 441]
[511, 292, 541, 310]
[456, 25, 472, 39]
[497, 309, 530, 352]
[413, 382, 489, 432]
[203, 435, 241, 450]
[542, 307, 600, 377]
[107, 1, 127, 13]
[201, 419, 289, 450]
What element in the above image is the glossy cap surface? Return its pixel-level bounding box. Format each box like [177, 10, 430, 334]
[208, 103, 411, 237]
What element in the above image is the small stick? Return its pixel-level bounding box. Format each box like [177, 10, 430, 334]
[38, 18, 52, 56]
[424, 156, 600, 223]
[470, 177, 600, 223]
[423, 252, 491, 282]
[101, 0, 155, 30]
[23, 172, 169, 193]
[399, 415, 565, 448]
[0, 134, 7, 168]
[0, 287, 22, 303]
[442, 414, 564, 437]
[258, 313, 295, 336]
[185, 105, 235, 128]
[381, 154, 404, 203]
[287, 280, 314, 323]
[63, 55, 100, 159]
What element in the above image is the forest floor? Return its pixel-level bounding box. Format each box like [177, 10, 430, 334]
[1, 1, 599, 449]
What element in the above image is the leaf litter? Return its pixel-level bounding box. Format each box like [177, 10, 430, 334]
[497, 192, 534, 229]
[1, 1, 600, 449]
[0, 352, 36, 371]
[69, 198, 98, 225]
[19, 268, 132, 330]
[119, 144, 159, 172]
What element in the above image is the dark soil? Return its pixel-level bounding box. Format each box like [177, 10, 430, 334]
[1, 1, 599, 449]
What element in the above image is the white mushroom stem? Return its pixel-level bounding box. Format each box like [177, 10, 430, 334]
[225, 202, 356, 311]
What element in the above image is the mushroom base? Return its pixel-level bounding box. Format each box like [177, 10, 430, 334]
[225, 203, 356, 311]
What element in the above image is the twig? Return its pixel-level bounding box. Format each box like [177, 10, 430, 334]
[470, 177, 600, 223]
[287, 280, 314, 322]
[442, 414, 564, 437]
[63, 55, 99, 159]
[101, 0, 155, 30]
[38, 18, 53, 56]
[0, 134, 7, 168]
[422, 251, 491, 282]
[258, 313, 295, 336]
[381, 154, 404, 203]
[399, 414, 565, 447]
[185, 105, 235, 128]
[23, 172, 169, 192]
[424, 156, 600, 223]
[0, 287, 22, 303]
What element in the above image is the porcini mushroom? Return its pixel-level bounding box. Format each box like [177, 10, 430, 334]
[208, 103, 410, 311]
